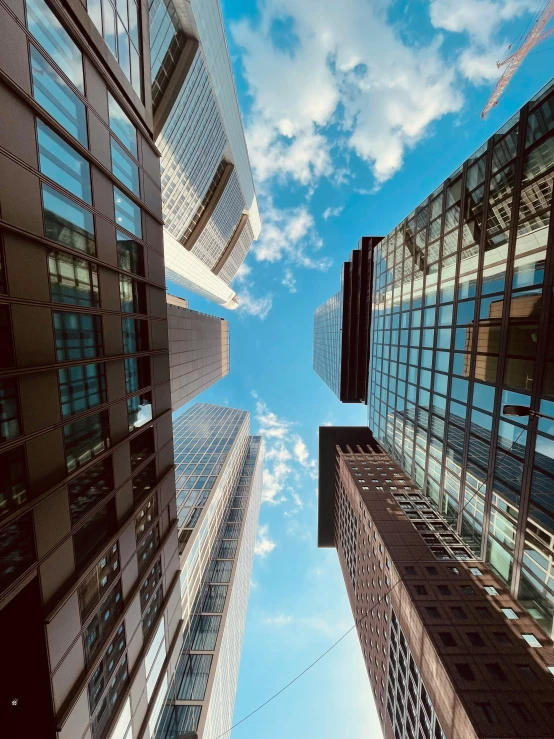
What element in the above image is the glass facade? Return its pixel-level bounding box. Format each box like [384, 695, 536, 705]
[313, 289, 343, 398]
[368, 80, 554, 637]
[152, 405, 262, 739]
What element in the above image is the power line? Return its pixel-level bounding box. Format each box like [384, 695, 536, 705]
[214, 425, 527, 738]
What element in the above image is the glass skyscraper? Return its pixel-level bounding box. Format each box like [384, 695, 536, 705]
[368, 80, 554, 638]
[313, 289, 343, 397]
[152, 404, 263, 739]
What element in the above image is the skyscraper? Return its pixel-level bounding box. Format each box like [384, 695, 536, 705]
[313, 237, 379, 403]
[318, 426, 554, 739]
[148, 0, 261, 308]
[167, 296, 230, 412]
[151, 403, 263, 739]
[0, 0, 180, 737]
[315, 78, 554, 639]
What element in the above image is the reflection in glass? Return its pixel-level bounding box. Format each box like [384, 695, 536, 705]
[128, 393, 152, 432]
[114, 186, 142, 237]
[37, 122, 91, 203]
[48, 250, 99, 306]
[42, 185, 95, 255]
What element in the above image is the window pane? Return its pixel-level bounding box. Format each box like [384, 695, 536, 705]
[74, 498, 117, 570]
[0, 446, 28, 521]
[37, 121, 91, 203]
[69, 456, 114, 526]
[117, 231, 143, 274]
[48, 250, 99, 306]
[117, 19, 131, 79]
[111, 139, 139, 195]
[78, 542, 120, 620]
[42, 184, 95, 254]
[122, 317, 148, 352]
[26, 0, 84, 90]
[0, 378, 21, 442]
[30, 47, 87, 145]
[190, 615, 221, 651]
[0, 514, 35, 593]
[63, 410, 110, 472]
[84, 581, 123, 664]
[119, 274, 145, 313]
[177, 654, 212, 700]
[101, 0, 117, 55]
[59, 362, 107, 418]
[128, 393, 152, 431]
[114, 187, 141, 237]
[124, 356, 150, 393]
[108, 94, 137, 156]
[54, 311, 103, 361]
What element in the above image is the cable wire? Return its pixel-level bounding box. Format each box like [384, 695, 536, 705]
[214, 425, 528, 738]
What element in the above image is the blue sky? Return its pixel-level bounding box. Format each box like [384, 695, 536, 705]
[169, 0, 554, 736]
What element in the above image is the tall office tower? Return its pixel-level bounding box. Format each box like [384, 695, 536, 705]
[313, 237, 379, 403]
[167, 296, 230, 411]
[315, 80, 554, 639]
[148, 0, 261, 308]
[0, 0, 180, 738]
[318, 426, 554, 739]
[150, 403, 262, 739]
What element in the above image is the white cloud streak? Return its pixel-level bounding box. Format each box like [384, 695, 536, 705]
[255, 523, 277, 557]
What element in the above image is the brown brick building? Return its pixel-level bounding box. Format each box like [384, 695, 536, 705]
[318, 426, 554, 739]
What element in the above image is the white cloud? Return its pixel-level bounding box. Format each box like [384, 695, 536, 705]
[253, 199, 330, 269]
[282, 269, 297, 292]
[322, 205, 344, 220]
[254, 399, 318, 505]
[232, 0, 462, 186]
[255, 523, 276, 557]
[236, 288, 273, 319]
[233, 261, 252, 283]
[263, 613, 292, 626]
[458, 45, 505, 84]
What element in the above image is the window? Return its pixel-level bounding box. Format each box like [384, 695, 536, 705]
[0, 306, 14, 367]
[405, 566, 416, 576]
[48, 250, 99, 306]
[26, 0, 84, 90]
[447, 566, 460, 575]
[437, 585, 451, 595]
[425, 606, 440, 618]
[208, 559, 233, 583]
[190, 615, 221, 651]
[469, 567, 482, 576]
[54, 311, 103, 360]
[83, 581, 123, 664]
[130, 427, 155, 470]
[516, 663, 537, 679]
[415, 584, 427, 595]
[455, 663, 475, 680]
[0, 378, 21, 442]
[128, 392, 152, 432]
[42, 185, 95, 254]
[117, 231, 143, 274]
[475, 702, 497, 723]
[114, 187, 141, 237]
[509, 702, 533, 722]
[501, 607, 518, 620]
[135, 495, 158, 542]
[485, 662, 507, 680]
[460, 585, 473, 594]
[137, 525, 159, 576]
[63, 409, 110, 472]
[88, 630, 128, 739]
[37, 121, 91, 203]
[111, 139, 139, 195]
[466, 631, 485, 647]
[426, 566, 438, 575]
[521, 633, 541, 647]
[59, 363, 107, 417]
[30, 46, 87, 145]
[141, 567, 162, 642]
[438, 632, 456, 647]
[125, 356, 150, 393]
[0, 446, 28, 520]
[484, 586, 498, 595]
[108, 94, 137, 156]
[119, 274, 145, 313]
[0, 513, 35, 593]
[87, 0, 142, 97]
[132, 459, 156, 504]
[492, 631, 511, 645]
[73, 499, 117, 570]
[122, 317, 148, 353]
[175, 652, 213, 704]
[202, 584, 227, 613]
[69, 456, 114, 525]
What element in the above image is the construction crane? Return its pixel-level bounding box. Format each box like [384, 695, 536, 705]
[481, 0, 554, 118]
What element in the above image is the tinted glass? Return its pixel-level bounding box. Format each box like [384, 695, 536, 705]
[37, 122, 91, 203]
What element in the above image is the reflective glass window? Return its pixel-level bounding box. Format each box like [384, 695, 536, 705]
[42, 184, 95, 254]
[37, 121, 91, 203]
[64, 410, 110, 472]
[26, 0, 84, 90]
[0, 378, 21, 442]
[53, 311, 103, 360]
[59, 362, 107, 417]
[0, 446, 28, 520]
[111, 139, 139, 195]
[108, 93, 137, 157]
[30, 47, 87, 145]
[48, 250, 99, 306]
[114, 186, 141, 237]
[117, 231, 143, 275]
